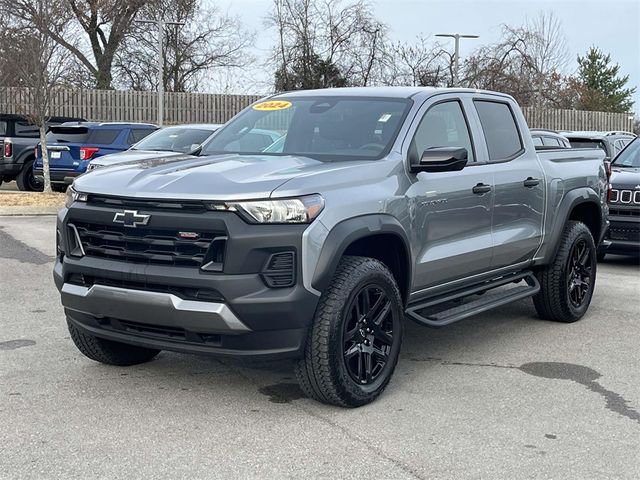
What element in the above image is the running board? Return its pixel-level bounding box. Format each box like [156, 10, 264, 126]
[406, 271, 540, 327]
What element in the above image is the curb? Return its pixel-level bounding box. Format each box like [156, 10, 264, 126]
[0, 208, 60, 216]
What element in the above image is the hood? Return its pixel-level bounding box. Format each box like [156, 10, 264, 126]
[75, 153, 338, 200]
[91, 150, 183, 166]
[610, 166, 640, 189]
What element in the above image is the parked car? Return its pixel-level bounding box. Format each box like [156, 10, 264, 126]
[562, 130, 636, 161]
[599, 137, 640, 260]
[33, 122, 157, 189]
[86, 124, 222, 172]
[0, 114, 84, 191]
[530, 128, 571, 148]
[57, 87, 607, 407]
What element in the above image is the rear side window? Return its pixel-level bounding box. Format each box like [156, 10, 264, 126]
[88, 129, 121, 145]
[543, 136, 561, 147]
[411, 100, 474, 163]
[0, 121, 6, 136]
[128, 128, 155, 144]
[15, 121, 39, 138]
[532, 136, 543, 146]
[474, 100, 523, 161]
[46, 127, 90, 143]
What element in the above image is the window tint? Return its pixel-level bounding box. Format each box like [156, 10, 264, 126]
[474, 100, 522, 160]
[128, 128, 155, 144]
[411, 100, 474, 163]
[15, 121, 39, 138]
[0, 121, 6, 136]
[543, 136, 561, 146]
[88, 129, 121, 145]
[46, 126, 90, 143]
[532, 136, 543, 146]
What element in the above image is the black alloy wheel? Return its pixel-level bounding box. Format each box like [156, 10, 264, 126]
[342, 285, 395, 385]
[567, 238, 593, 308]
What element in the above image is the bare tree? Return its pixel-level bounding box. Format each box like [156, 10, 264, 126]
[9, 2, 72, 192]
[381, 35, 450, 87]
[113, 0, 254, 92]
[2, 0, 151, 89]
[267, 0, 388, 91]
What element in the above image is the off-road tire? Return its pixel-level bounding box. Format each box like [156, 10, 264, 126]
[533, 221, 597, 322]
[295, 256, 403, 407]
[16, 159, 43, 192]
[67, 319, 160, 366]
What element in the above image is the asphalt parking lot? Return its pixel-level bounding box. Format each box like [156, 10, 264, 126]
[1, 215, 639, 479]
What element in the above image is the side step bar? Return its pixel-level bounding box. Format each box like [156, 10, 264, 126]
[406, 271, 540, 328]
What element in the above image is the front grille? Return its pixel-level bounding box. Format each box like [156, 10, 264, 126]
[69, 221, 224, 267]
[101, 318, 222, 345]
[261, 251, 295, 288]
[610, 189, 640, 205]
[67, 273, 224, 302]
[87, 195, 208, 212]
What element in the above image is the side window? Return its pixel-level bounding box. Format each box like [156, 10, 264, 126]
[474, 100, 523, 161]
[532, 136, 544, 146]
[88, 129, 121, 145]
[543, 136, 561, 147]
[410, 100, 474, 163]
[0, 121, 7, 136]
[128, 128, 154, 145]
[15, 121, 39, 138]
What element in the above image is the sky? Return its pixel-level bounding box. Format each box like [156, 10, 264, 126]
[217, 0, 640, 110]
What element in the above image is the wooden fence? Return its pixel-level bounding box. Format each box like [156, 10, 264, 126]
[0, 87, 634, 132]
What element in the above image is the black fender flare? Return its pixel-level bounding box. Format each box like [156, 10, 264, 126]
[542, 186, 606, 263]
[16, 149, 36, 167]
[311, 214, 412, 295]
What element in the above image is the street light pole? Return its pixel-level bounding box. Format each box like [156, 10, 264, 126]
[135, 19, 185, 126]
[435, 33, 479, 87]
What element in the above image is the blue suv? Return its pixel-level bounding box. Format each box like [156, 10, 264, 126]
[34, 122, 157, 188]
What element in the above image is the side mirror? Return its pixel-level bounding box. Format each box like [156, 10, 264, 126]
[189, 144, 203, 155]
[411, 146, 468, 173]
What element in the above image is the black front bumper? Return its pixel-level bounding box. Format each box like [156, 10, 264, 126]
[55, 201, 320, 360]
[603, 204, 640, 255]
[33, 168, 82, 184]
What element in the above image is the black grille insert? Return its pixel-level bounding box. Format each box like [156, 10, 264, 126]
[101, 318, 222, 345]
[70, 221, 224, 267]
[261, 251, 295, 288]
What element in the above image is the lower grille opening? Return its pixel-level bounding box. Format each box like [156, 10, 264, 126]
[99, 318, 222, 345]
[68, 273, 224, 303]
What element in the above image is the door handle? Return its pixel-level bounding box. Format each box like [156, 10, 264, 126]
[472, 183, 492, 194]
[523, 177, 540, 187]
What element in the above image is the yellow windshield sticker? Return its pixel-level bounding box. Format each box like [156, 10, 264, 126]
[253, 100, 292, 111]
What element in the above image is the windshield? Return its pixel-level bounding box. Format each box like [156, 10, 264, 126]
[612, 138, 639, 167]
[201, 96, 412, 161]
[133, 126, 215, 153]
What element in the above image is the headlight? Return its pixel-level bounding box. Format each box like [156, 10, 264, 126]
[65, 185, 88, 208]
[207, 194, 325, 224]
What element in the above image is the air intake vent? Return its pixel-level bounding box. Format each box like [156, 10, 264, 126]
[261, 251, 295, 288]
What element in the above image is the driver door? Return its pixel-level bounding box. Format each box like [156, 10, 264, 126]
[404, 97, 494, 291]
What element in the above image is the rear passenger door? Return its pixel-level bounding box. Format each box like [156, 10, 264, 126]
[405, 96, 494, 290]
[473, 99, 544, 269]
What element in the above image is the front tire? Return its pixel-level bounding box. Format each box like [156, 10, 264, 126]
[67, 319, 160, 366]
[16, 159, 43, 192]
[533, 221, 597, 322]
[295, 256, 404, 407]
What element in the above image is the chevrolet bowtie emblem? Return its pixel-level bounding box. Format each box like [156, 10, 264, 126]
[113, 210, 151, 228]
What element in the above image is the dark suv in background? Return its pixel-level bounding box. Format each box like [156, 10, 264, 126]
[600, 137, 640, 259]
[0, 114, 84, 191]
[33, 122, 157, 189]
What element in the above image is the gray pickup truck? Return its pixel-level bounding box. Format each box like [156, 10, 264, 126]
[55, 87, 608, 407]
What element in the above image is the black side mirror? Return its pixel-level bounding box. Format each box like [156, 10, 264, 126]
[411, 146, 468, 173]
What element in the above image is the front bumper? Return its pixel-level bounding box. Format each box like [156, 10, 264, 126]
[602, 204, 640, 255]
[34, 168, 82, 184]
[55, 201, 320, 359]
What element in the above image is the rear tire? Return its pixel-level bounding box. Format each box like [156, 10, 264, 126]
[67, 319, 160, 366]
[16, 159, 43, 192]
[295, 256, 403, 407]
[533, 221, 597, 322]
